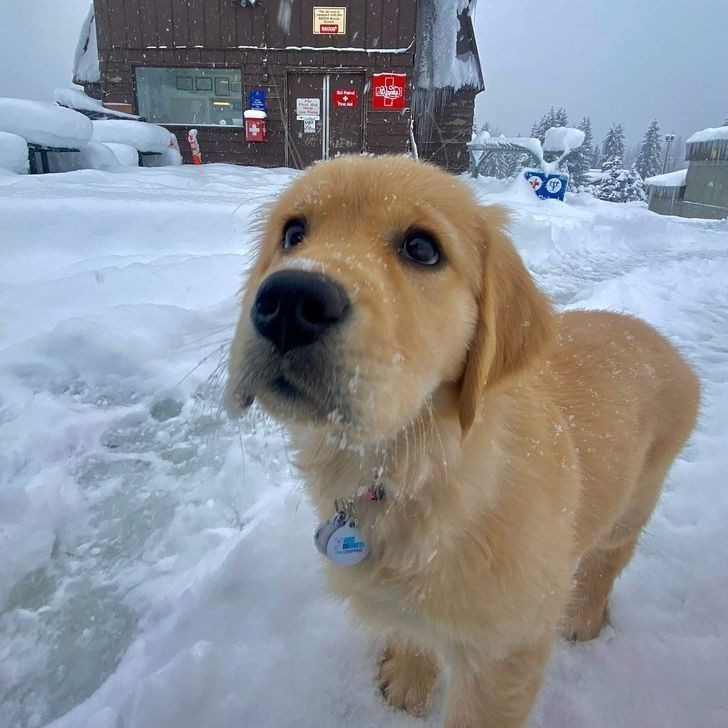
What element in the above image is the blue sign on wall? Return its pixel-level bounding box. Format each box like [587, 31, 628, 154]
[524, 170, 569, 200]
[249, 88, 266, 111]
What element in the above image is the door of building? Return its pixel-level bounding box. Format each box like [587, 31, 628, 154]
[286, 71, 365, 169]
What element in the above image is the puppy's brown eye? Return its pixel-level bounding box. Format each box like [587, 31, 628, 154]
[401, 231, 441, 266]
[282, 218, 306, 250]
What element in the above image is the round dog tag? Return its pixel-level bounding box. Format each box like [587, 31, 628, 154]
[326, 520, 369, 566]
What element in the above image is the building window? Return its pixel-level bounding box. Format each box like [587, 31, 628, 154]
[135, 67, 243, 126]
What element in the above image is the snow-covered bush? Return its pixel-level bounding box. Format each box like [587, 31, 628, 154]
[594, 165, 647, 203]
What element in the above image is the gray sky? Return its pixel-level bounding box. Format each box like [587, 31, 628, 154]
[474, 0, 728, 147]
[1, 1, 725, 149]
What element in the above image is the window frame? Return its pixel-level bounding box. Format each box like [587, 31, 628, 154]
[133, 64, 245, 128]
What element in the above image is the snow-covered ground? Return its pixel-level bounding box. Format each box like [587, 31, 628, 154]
[1, 164, 726, 728]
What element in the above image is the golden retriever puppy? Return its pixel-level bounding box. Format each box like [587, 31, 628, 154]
[225, 155, 699, 727]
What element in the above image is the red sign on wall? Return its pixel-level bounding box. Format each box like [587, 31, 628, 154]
[372, 73, 406, 111]
[334, 89, 358, 108]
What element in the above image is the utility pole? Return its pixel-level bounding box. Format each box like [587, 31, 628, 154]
[663, 133, 676, 173]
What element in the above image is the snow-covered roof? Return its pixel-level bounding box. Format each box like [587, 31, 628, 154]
[645, 169, 687, 188]
[0, 131, 29, 174]
[91, 120, 175, 154]
[0, 98, 93, 149]
[73, 4, 100, 84]
[686, 126, 728, 145]
[543, 127, 585, 154]
[415, 0, 484, 91]
[55, 88, 140, 120]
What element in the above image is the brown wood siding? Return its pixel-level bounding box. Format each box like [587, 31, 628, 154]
[89, 1, 477, 173]
[97, 0, 415, 50]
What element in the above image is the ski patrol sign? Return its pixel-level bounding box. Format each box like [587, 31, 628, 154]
[372, 73, 406, 111]
[524, 170, 569, 201]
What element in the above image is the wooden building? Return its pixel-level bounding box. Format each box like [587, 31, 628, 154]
[75, 0, 484, 171]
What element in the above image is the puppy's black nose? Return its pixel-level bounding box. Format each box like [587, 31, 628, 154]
[252, 270, 350, 354]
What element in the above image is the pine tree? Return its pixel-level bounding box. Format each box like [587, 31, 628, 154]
[591, 143, 602, 169]
[634, 121, 663, 179]
[554, 107, 569, 127]
[568, 116, 593, 190]
[531, 108, 556, 144]
[601, 124, 625, 168]
[594, 166, 647, 203]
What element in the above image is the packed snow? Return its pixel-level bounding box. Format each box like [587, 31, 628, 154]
[543, 126, 586, 154]
[0, 99, 92, 149]
[0, 131, 29, 174]
[73, 4, 100, 84]
[686, 126, 728, 145]
[54, 88, 140, 121]
[104, 143, 140, 167]
[91, 120, 176, 154]
[1, 164, 727, 728]
[645, 169, 688, 188]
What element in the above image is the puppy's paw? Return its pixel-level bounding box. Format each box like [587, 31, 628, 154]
[561, 604, 609, 642]
[377, 641, 438, 718]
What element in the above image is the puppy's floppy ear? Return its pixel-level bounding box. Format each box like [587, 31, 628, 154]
[459, 206, 555, 435]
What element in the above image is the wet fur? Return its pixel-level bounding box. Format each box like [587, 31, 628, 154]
[226, 156, 700, 727]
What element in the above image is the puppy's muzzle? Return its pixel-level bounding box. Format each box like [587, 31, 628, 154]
[251, 270, 351, 354]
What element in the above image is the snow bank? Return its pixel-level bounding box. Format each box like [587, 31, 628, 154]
[92, 121, 175, 154]
[46, 141, 120, 173]
[0, 98, 92, 149]
[55, 88, 140, 120]
[73, 4, 100, 84]
[104, 143, 139, 167]
[686, 125, 728, 145]
[543, 126, 586, 154]
[645, 169, 687, 188]
[0, 131, 28, 174]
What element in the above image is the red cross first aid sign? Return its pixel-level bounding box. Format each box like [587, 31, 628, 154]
[372, 73, 406, 111]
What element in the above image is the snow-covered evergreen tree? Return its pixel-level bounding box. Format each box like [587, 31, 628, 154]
[594, 166, 646, 203]
[554, 107, 569, 127]
[531, 108, 556, 143]
[635, 120, 663, 179]
[601, 124, 625, 168]
[568, 117, 593, 189]
[592, 143, 602, 169]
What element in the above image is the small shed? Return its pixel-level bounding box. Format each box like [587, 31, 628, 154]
[646, 126, 728, 220]
[75, 0, 484, 171]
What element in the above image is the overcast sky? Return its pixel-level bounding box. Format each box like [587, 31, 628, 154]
[1, 0, 726, 149]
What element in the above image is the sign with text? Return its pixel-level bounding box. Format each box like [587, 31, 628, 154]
[333, 89, 358, 107]
[313, 7, 346, 34]
[524, 170, 569, 200]
[372, 73, 406, 111]
[296, 97, 321, 120]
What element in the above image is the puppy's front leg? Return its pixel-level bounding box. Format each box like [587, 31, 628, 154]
[445, 638, 551, 728]
[377, 635, 439, 717]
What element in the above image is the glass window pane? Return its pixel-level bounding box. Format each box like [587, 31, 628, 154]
[135, 67, 244, 126]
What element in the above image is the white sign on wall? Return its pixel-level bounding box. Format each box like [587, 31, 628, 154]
[296, 97, 321, 120]
[303, 118, 316, 133]
[313, 7, 346, 35]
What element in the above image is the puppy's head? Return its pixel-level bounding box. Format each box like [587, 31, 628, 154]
[226, 155, 553, 441]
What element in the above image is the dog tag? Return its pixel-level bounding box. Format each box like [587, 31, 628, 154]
[314, 512, 370, 566]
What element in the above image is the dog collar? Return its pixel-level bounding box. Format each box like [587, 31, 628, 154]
[314, 483, 385, 567]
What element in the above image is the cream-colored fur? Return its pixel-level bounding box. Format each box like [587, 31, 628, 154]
[226, 155, 700, 727]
